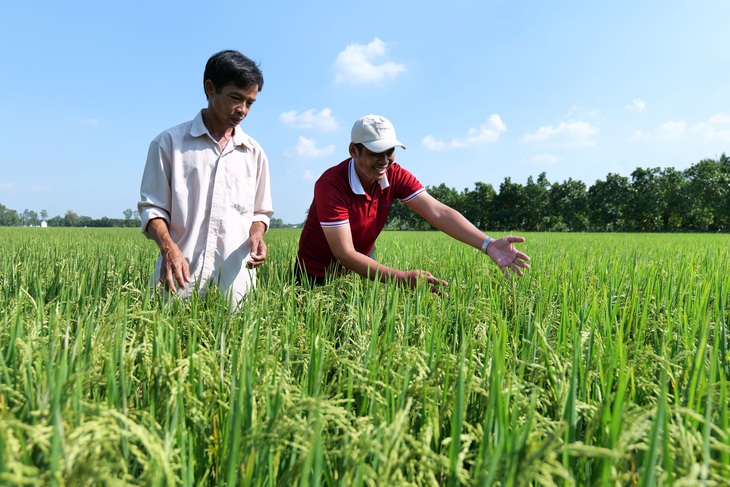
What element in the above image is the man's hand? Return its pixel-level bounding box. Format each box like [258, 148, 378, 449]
[160, 244, 191, 293]
[486, 236, 531, 278]
[146, 218, 192, 293]
[398, 269, 449, 296]
[246, 221, 268, 268]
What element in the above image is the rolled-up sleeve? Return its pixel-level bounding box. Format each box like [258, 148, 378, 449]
[138, 136, 172, 238]
[252, 148, 274, 232]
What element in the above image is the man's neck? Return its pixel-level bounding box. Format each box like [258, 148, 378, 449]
[201, 109, 234, 148]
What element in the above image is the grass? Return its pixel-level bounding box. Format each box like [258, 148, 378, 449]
[0, 227, 729, 485]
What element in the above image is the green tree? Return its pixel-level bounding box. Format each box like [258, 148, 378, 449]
[588, 173, 631, 231]
[628, 167, 663, 231]
[550, 178, 589, 231]
[683, 157, 729, 231]
[720, 153, 730, 230]
[491, 177, 529, 231]
[523, 173, 551, 231]
[0, 204, 20, 226]
[657, 167, 687, 231]
[47, 215, 63, 227]
[461, 182, 496, 231]
[269, 217, 285, 228]
[64, 210, 81, 227]
[21, 209, 32, 226]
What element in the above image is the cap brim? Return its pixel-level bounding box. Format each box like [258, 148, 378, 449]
[362, 139, 407, 152]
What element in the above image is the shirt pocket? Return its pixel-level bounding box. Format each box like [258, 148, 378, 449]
[230, 174, 256, 217]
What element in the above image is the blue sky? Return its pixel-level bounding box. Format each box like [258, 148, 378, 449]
[1, 1, 728, 225]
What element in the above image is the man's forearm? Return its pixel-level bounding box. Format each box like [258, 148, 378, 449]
[337, 251, 404, 284]
[249, 220, 267, 237]
[146, 218, 177, 254]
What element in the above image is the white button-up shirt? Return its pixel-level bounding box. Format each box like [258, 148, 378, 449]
[138, 111, 273, 306]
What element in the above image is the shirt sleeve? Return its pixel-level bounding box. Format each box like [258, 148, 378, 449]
[252, 148, 274, 232]
[138, 135, 172, 238]
[392, 165, 426, 202]
[314, 176, 350, 227]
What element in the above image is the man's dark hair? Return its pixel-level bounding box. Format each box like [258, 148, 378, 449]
[203, 50, 264, 99]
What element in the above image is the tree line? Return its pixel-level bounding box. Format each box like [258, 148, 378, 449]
[2, 154, 727, 231]
[0, 204, 296, 229]
[0, 207, 142, 228]
[387, 154, 730, 232]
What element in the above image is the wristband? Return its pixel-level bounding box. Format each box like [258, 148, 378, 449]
[481, 237, 493, 254]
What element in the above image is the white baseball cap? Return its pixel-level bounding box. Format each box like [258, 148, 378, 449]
[351, 114, 406, 153]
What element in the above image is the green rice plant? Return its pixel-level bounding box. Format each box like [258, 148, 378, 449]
[1, 228, 729, 485]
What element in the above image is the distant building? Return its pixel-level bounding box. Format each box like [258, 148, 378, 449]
[41, 221, 48, 228]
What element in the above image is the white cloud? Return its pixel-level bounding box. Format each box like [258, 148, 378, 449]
[526, 153, 561, 165]
[693, 112, 730, 141]
[284, 136, 336, 159]
[624, 99, 646, 113]
[303, 169, 315, 181]
[708, 112, 730, 124]
[521, 121, 598, 147]
[632, 113, 730, 142]
[423, 114, 506, 151]
[566, 106, 600, 119]
[334, 38, 406, 85]
[629, 120, 686, 141]
[279, 108, 339, 131]
[0, 182, 16, 189]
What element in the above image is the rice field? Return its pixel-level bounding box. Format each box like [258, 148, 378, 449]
[0, 227, 729, 486]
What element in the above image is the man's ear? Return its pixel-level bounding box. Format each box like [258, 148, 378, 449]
[348, 142, 359, 158]
[204, 79, 215, 100]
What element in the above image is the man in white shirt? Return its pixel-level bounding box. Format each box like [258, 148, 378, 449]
[138, 50, 274, 307]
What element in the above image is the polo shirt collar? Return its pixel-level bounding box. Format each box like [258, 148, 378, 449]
[348, 158, 390, 195]
[190, 110, 255, 149]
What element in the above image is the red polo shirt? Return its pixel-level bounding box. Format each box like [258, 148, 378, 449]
[297, 158, 425, 277]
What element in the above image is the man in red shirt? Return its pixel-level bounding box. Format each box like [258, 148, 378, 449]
[296, 114, 530, 293]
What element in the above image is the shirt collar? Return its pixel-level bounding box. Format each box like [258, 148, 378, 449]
[189, 110, 255, 149]
[348, 158, 390, 195]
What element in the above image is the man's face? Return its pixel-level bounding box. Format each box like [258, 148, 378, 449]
[351, 144, 396, 187]
[205, 81, 258, 129]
